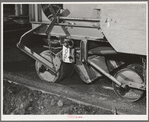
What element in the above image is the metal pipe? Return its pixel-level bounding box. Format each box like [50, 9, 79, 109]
[33, 31, 104, 41]
[80, 39, 88, 62]
[17, 24, 57, 75]
[88, 59, 122, 86]
[30, 21, 100, 29]
[59, 17, 100, 22]
[88, 59, 145, 90]
[56, 23, 100, 29]
[17, 43, 57, 75]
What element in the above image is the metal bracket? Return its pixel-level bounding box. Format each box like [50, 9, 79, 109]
[88, 58, 146, 90]
[80, 38, 88, 63]
[17, 24, 57, 75]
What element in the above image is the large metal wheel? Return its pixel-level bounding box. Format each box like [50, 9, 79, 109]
[35, 50, 73, 83]
[112, 64, 145, 102]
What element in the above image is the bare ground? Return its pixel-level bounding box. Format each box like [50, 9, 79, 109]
[3, 80, 113, 115]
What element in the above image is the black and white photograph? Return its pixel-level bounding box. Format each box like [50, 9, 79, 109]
[1, 1, 148, 121]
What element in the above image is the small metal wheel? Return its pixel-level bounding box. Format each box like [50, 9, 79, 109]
[112, 64, 145, 102]
[35, 50, 73, 83]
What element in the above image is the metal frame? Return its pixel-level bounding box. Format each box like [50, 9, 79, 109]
[17, 24, 57, 75]
[17, 4, 146, 91]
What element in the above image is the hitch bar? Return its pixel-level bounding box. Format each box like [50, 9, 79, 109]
[88, 59, 146, 90]
[17, 25, 57, 75]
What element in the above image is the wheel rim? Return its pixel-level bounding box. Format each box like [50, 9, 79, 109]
[35, 50, 60, 83]
[113, 65, 144, 102]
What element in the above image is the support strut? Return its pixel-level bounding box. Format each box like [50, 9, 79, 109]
[17, 25, 57, 75]
[88, 59, 146, 90]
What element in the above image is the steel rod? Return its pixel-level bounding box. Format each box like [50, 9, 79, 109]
[88, 59, 145, 90]
[56, 23, 100, 29]
[17, 24, 57, 75]
[17, 43, 57, 75]
[30, 21, 100, 29]
[59, 17, 100, 22]
[33, 32, 104, 41]
[88, 59, 122, 86]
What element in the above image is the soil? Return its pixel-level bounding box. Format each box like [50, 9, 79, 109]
[3, 80, 113, 115]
